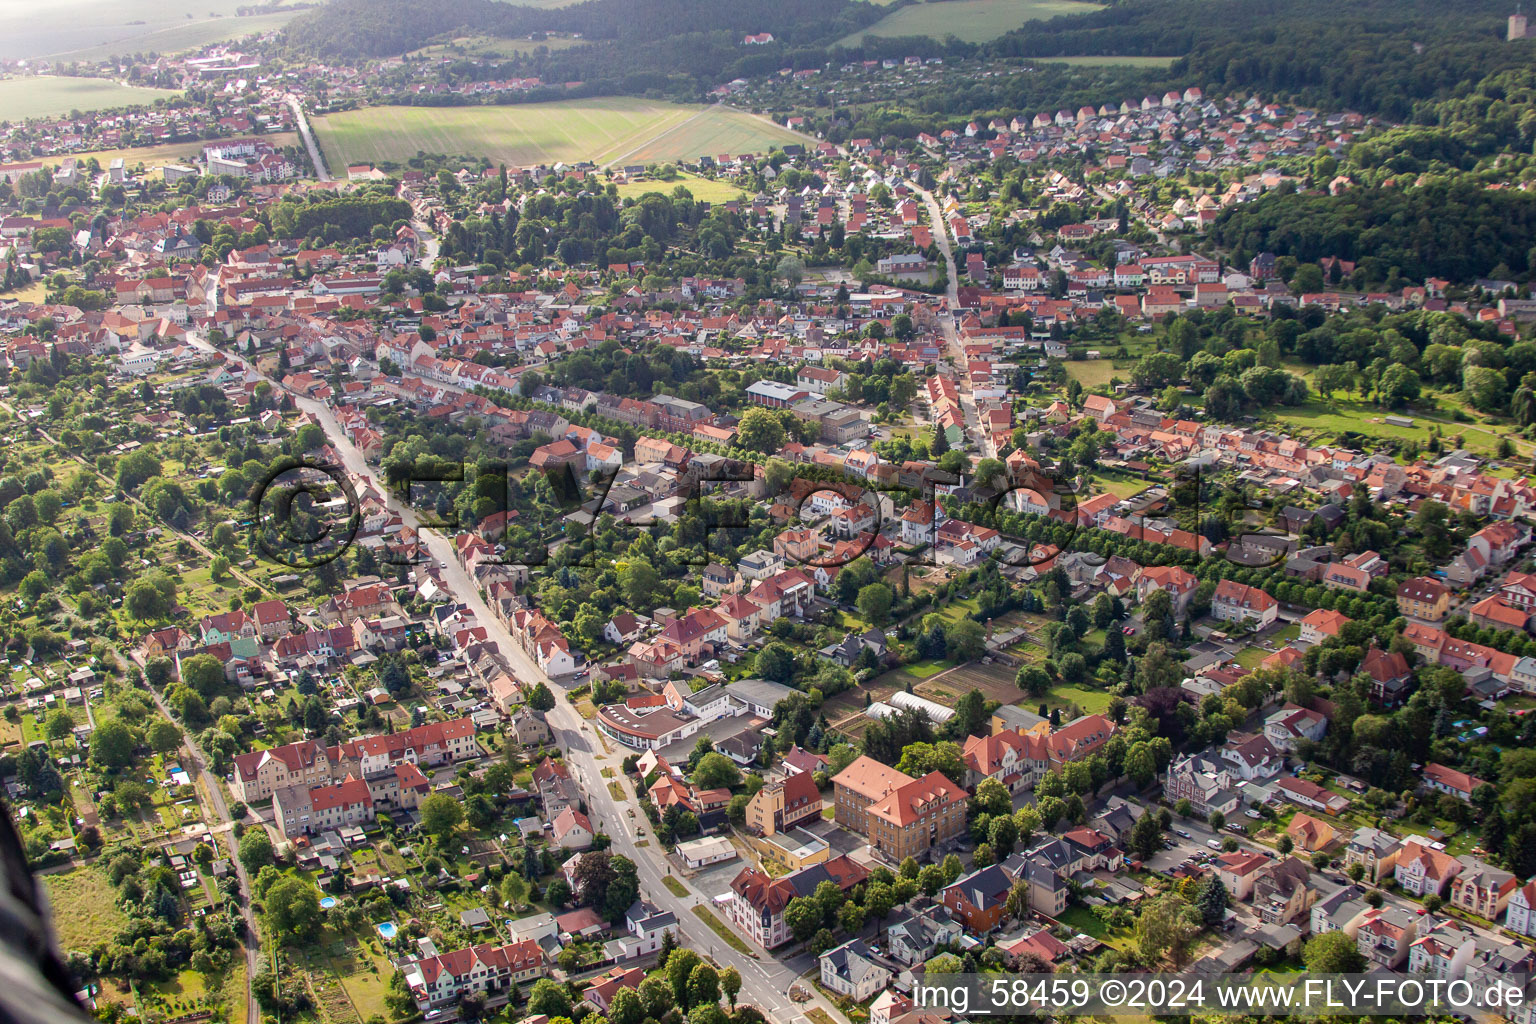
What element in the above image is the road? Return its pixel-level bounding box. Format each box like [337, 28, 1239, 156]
[212, 339, 847, 1024]
[132, 653, 263, 1024]
[911, 182, 992, 458]
[286, 94, 330, 182]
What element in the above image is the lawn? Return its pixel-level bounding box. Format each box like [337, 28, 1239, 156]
[662, 875, 689, 898]
[614, 171, 746, 203]
[1090, 470, 1148, 500]
[1036, 55, 1180, 67]
[1045, 683, 1113, 715]
[0, 0, 294, 61]
[1269, 389, 1531, 458]
[408, 33, 585, 59]
[313, 99, 805, 171]
[692, 904, 754, 956]
[1064, 359, 1128, 389]
[43, 867, 128, 951]
[1234, 647, 1267, 669]
[1057, 904, 1132, 949]
[0, 76, 181, 121]
[839, 0, 1103, 45]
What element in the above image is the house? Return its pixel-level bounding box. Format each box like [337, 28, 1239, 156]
[864, 771, 969, 862]
[1355, 907, 1418, 969]
[1505, 880, 1536, 937]
[745, 771, 822, 836]
[963, 729, 1047, 794]
[1253, 856, 1316, 925]
[1214, 850, 1274, 900]
[1263, 705, 1327, 752]
[1274, 776, 1349, 815]
[883, 908, 964, 966]
[1344, 827, 1403, 883]
[400, 939, 545, 1010]
[819, 939, 891, 1002]
[1298, 608, 1351, 645]
[1360, 647, 1413, 705]
[1421, 763, 1485, 803]
[511, 708, 553, 746]
[723, 855, 868, 949]
[1286, 813, 1338, 853]
[1395, 839, 1463, 897]
[551, 807, 595, 849]
[1398, 577, 1451, 621]
[1450, 856, 1517, 919]
[941, 864, 1015, 933]
[1211, 580, 1278, 628]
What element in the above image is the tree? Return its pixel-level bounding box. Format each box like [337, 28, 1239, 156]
[1127, 811, 1163, 860]
[527, 979, 572, 1018]
[945, 619, 987, 662]
[1136, 892, 1198, 966]
[1377, 364, 1421, 408]
[44, 710, 74, 742]
[239, 828, 274, 875]
[89, 718, 136, 769]
[784, 896, 822, 943]
[857, 583, 894, 628]
[146, 718, 182, 753]
[692, 752, 742, 789]
[264, 875, 322, 938]
[419, 793, 465, 840]
[1303, 931, 1365, 973]
[687, 962, 720, 1009]
[526, 681, 555, 711]
[736, 407, 788, 454]
[720, 966, 741, 1010]
[776, 254, 805, 287]
[180, 653, 225, 699]
[1196, 875, 1229, 926]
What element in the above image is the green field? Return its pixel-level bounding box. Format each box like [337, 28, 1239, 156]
[314, 99, 806, 171]
[1064, 359, 1129, 389]
[43, 867, 128, 952]
[1268, 392, 1531, 458]
[1037, 55, 1181, 67]
[0, 77, 181, 121]
[408, 33, 585, 59]
[0, 0, 295, 61]
[614, 171, 746, 203]
[839, 0, 1103, 45]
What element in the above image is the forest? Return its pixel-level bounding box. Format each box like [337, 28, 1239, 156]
[1206, 180, 1536, 285]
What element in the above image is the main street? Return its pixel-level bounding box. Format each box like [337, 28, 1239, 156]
[208, 339, 850, 1024]
[912, 182, 993, 458]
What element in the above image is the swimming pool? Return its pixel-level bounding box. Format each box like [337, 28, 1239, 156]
[320, 897, 336, 909]
[376, 922, 398, 940]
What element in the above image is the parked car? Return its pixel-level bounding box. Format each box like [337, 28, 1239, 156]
[1206, 839, 1222, 850]
[1175, 829, 1192, 838]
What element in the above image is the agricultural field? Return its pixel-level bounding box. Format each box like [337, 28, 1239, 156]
[43, 866, 128, 952]
[0, 77, 181, 122]
[0, 0, 295, 61]
[838, 0, 1103, 46]
[313, 99, 805, 171]
[614, 171, 747, 203]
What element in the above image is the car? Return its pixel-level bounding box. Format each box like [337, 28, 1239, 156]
[1245, 809, 1262, 819]
[1227, 823, 1246, 834]
[1122, 626, 1135, 635]
[1175, 829, 1192, 839]
[1206, 839, 1222, 850]
[637, 827, 647, 836]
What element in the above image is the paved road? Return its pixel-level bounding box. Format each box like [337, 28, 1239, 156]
[210, 337, 846, 1024]
[912, 182, 992, 459]
[286, 94, 330, 182]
